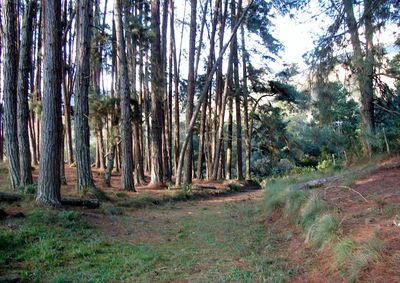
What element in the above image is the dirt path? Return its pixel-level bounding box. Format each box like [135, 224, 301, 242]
[86, 189, 265, 242]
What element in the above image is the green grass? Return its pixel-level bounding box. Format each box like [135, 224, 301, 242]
[0, 198, 295, 282]
[300, 194, 328, 230]
[284, 189, 308, 224]
[333, 236, 383, 280]
[333, 238, 357, 268]
[306, 213, 341, 248]
[348, 237, 383, 279]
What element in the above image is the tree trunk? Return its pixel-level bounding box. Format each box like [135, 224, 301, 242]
[75, 0, 95, 191]
[114, 0, 135, 191]
[241, 24, 251, 180]
[183, 0, 197, 184]
[195, 0, 210, 179]
[232, 0, 243, 180]
[343, 0, 374, 155]
[104, 144, 115, 187]
[161, 0, 171, 181]
[150, 0, 164, 185]
[2, 0, 21, 189]
[175, 0, 253, 185]
[36, 0, 63, 206]
[17, 0, 37, 186]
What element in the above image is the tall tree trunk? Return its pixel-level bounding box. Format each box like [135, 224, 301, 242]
[150, 0, 164, 185]
[2, 0, 21, 189]
[241, 24, 251, 180]
[75, 0, 95, 191]
[232, 0, 243, 180]
[36, 0, 63, 205]
[115, 0, 135, 191]
[176, 0, 252, 185]
[17, 0, 37, 186]
[343, 0, 374, 155]
[195, 0, 210, 179]
[183, 0, 197, 184]
[161, 0, 171, 181]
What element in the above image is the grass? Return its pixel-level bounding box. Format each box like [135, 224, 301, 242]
[348, 237, 383, 279]
[284, 189, 308, 224]
[306, 213, 341, 248]
[300, 194, 327, 230]
[333, 238, 357, 268]
[333, 236, 384, 280]
[0, 195, 295, 282]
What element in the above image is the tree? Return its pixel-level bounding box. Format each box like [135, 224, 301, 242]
[150, 0, 164, 185]
[309, 0, 398, 155]
[74, 0, 96, 191]
[17, 0, 37, 186]
[183, 0, 197, 184]
[36, 0, 63, 205]
[114, 0, 135, 191]
[2, 0, 20, 189]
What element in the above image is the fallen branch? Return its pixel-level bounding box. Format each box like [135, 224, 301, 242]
[0, 192, 22, 202]
[61, 198, 100, 209]
[292, 176, 340, 190]
[320, 185, 369, 203]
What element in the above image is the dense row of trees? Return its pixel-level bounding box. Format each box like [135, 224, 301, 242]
[0, 0, 398, 205]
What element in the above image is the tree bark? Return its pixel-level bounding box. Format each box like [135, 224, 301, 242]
[176, 0, 253, 185]
[2, 0, 21, 189]
[343, 0, 374, 155]
[150, 0, 164, 185]
[114, 0, 135, 191]
[36, 0, 63, 206]
[75, 0, 95, 191]
[232, 0, 243, 180]
[17, 0, 37, 186]
[183, 0, 197, 184]
[241, 24, 251, 180]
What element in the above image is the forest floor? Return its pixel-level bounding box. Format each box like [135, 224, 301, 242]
[1, 156, 400, 282]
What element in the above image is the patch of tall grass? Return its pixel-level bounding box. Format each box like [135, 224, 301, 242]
[300, 194, 327, 230]
[306, 213, 341, 248]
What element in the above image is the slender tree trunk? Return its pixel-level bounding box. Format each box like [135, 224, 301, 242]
[195, 0, 210, 179]
[161, 0, 171, 181]
[241, 24, 251, 180]
[2, 0, 21, 189]
[232, 0, 243, 180]
[150, 0, 164, 185]
[104, 145, 115, 186]
[17, 0, 37, 186]
[176, 0, 253, 185]
[170, 0, 182, 176]
[75, 0, 95, 191]
[36, 0, 63, 206]
[0, 20, 3, 162]
[115, 0, 135, 191]
[60, 125, 67, 185]
[183, 0, 197, 184]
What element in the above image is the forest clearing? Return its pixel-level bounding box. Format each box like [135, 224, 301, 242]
[1, 0, 400, 282]
[1, 156, 400, 282]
